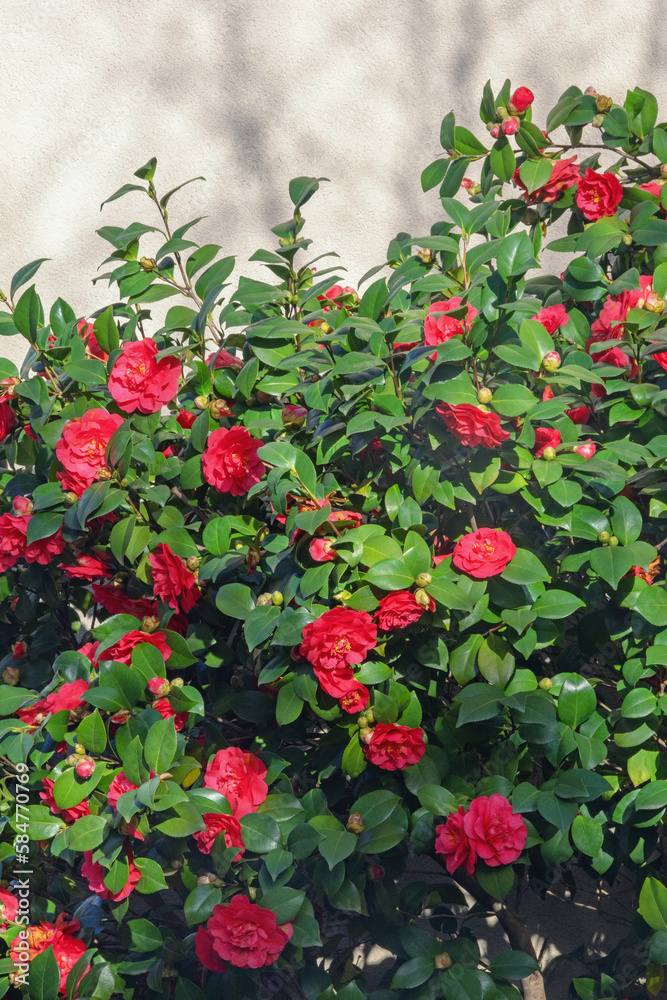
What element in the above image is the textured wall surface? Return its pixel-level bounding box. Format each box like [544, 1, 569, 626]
[1, 0, 666, 370]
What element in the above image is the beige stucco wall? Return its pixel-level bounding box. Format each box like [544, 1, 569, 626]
[1, 0, 666, 367]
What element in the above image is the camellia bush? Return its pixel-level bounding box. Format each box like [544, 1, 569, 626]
[5, 78, 667, 1000]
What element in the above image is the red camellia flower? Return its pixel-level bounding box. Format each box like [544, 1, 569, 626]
[99, 630, 170, 666]
[0, 888, 18, 929]
[11, 915, 88, 994]
[567, 404, 591, 425]
[176, 408, 198, 429]
[195, 895, 293, 970]
[435, 806, 478, 876]
[364, 723, 426, 770]
[207, 348, 244, 370]
[55, 409, 124, 488]
[91, 583, 157, 620]
[203, 747, 268, 817]
[193, 813, 245, 858]
[282, 404, 307, 426]
[0, 401, 16, 442]
[514, 155, 579, 205]
[533, 427, 562, 458]
[575, 168, 623, 221]
[338, 681, 369, 714]
[300, 607, 377, 675]
[81, 849, 141, 901]
[574, 440, 597, 459]
[108, 338, 181, 414]
[436, 402, 510, 448]
[531, 304, 568, 334]
[424, 298, 478, 360]
[309, 537, 336, 562]
[452, 528, 516, 579]
[25, 527, 66, 566]
[464, 794, 527, 867]
[149, 542, 201, 613]
[508, 86, 534, 113]
[202, 426, 266, 496]
[17, 679, 89, 728]
[59, 550, 113, 580]
[40, 778, 90, 824]
[107, 772, 139, 810]
[374, 590, 434, 630]
[0, 513, 27, 572]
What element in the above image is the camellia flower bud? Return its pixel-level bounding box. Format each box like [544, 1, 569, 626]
[489, 123, 500, 139]
[415, 572, 432, 588]
[435, 952, 453, 970]
[460, 178, 481, 195]
[257, 593, 273, 606]
[591, 113, 607, 129]
[194, 396, 209, 410]
[148, 677, 170, 697]
[271, 591, 284, 606]
[502, 117, 520, 136]
[2, 667, 20, 686]
[538, 677, 553, 691]
[139, 256, 157, 271]
[75, 756, 95, 779]
[368, 863, 385, 881]
[11, 641, 27, 660]
[65, 754, 79, 766]
[197, 873, 218, 886]
[661, 164, 667, 179]
[414, 588, 432, 610]
[645, 290, 666, 313]
[543, 351, 561, 372]
[609, 535, 619, 547]
[598, 530, 610, 544]
[97, 466, 113, 480]
[575, 441, 597, 460]
[595, 94, 613, 112]
[508, 87, 534, 114]
[584, 86, 597, 97]
[541, 446, 557, 461]
[417, 248, 434, 264]
[477, 387, 493, 404]
[64, 491, 79, 504]
[170, 677, 184, 688]
[360, 727, 374, 744]
[357, 716, 368, 729]
[186, 556, 201, 572]
[74, 744, 86, 755]
[208, 398, 233, 420]
[621, 232, 633, 245]
[141, 615, 160, 634]
[365, 708, 375, 724]
[346, 812, 364, 834]
[281, 404, 307, 427]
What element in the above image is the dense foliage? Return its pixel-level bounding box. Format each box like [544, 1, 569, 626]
[3, 79, 667, 1000]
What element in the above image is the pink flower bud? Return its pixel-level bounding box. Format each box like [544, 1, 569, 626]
[2, 667, 19, 686]
[574, 440, 596, 460]
[309, 538, 336, 562]
[368, 863, 385, 881]
[435, 953, 453, 970]
[543, 351, 561, 372]
[508, 87, 534, 114]
[502, 117, 520, 136]
[489, 124, 500, 138]
[281, 404, 307, 427]
[75, 756, 95, 778]
[209, 398, 234, 420]
[148, 677, 170, 697]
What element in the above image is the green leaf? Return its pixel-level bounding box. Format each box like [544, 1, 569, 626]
[532, 590, 585, 619]
[502, 548, 550, 585]
[621, 687, 657, 719]
[489, 136, 516, 184]
[640, 877, 667, 931]
[477, 635, 515, 690]
[518, 158, 553, 194]
[276, 682, 303, 725]
[28, 947, 59, 1000]
[635, 586, 667, 626]
[571, 814, 604, 856]
[417, 784, 457, 816]
[491, 383, 538, 416]
[53, 763, 105, 809]
[477, 865, 516, 901]
[558, 674, 597, 728]
[391, 957, 435, 990]
[135, 857, 169, 893]
[76, 709, 107, 753]
[240, 812, 281, 852]
[488, 950, 539, 981]
[318, 829, 357, 870]
[184, 884, 222, 926]
[125, 919, 164, 952]
[364, 558, 414, 590]
[143, 717, 177, 773]
[11, 258, 50, 302]
[14, 285, 42, 341]
[215, 582, 256, 620]
[63, 814, 108, 851]
[342, 734, 367, 777]
[611, 495, 642, 544]
[589, 545, 635, 589]
[257, 886, 305, 924]
[288, 175, 329, 210]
